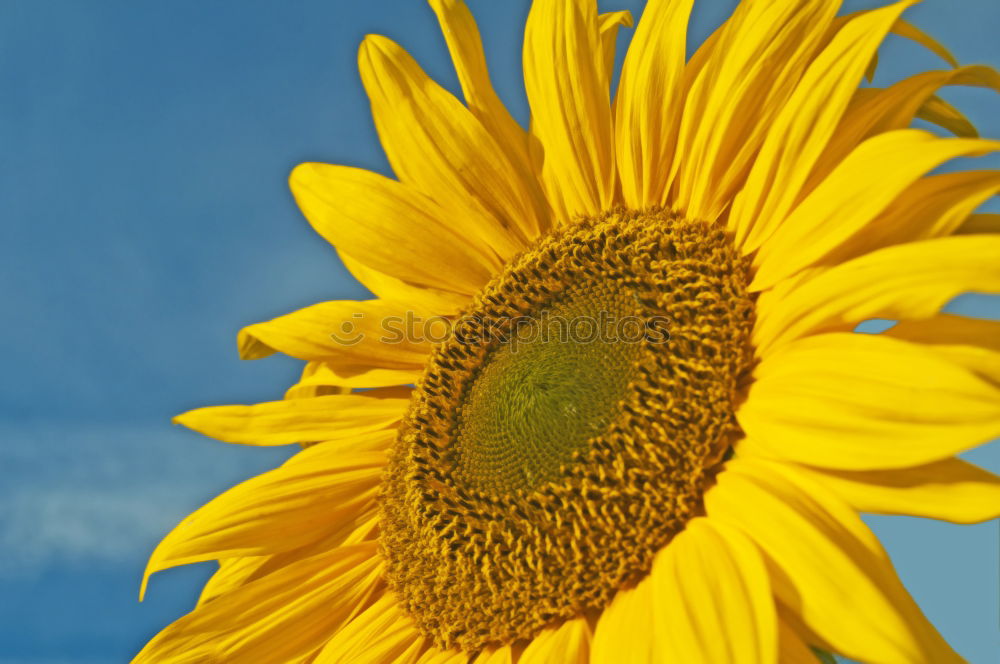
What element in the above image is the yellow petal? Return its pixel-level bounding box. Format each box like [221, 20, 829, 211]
[651, 518, 777, 663]
[140, 448, 384, 596]
[732, 0, 917, 251]
[812, 65, 998, 182]
[427, 0, 550, 239]
[281, 428, 396, 465]
[287, 360, 420, 393]
[864, 50, 879, 83]
[518, 616, 591, 664]
[614, 0, 692, 208]
[812, 170, 1000, 267]
[778, 618, 824, 664]
[706, 458, 961, 663]
[753, 235, 1000, 353]
[195, 507, 380, 608]
[858, 16, 959, 84]
[415, 647, 468, 664]
[472, 647, 511, 664]
[917, 94, 980, 137]
[750, 130, 1000, 291]
[796, 458, 1000, 524]
[314, 593, 426, 664]
[597, 10, 633, 89]
[739, 333, 1000, 470]
[134, 542, 382, 664]
[671, 0, 840, 222]
[238, 299, 432, 370]
[957, 213, 1000, 234]
[590, 576, 655, 662]
[174, 388, 410, 446]
[680, 17, 722, 90]
[359, 36, 544, 258]
[523, 0, 615, 221]
[885, 313, 1000, 383]
[426, 0, 521, 146]
[338, 251, 470, 316]
[197, 556, 267, 607]
[892, 18, 959, 68]
[281, 361, 350, 399]
[290, 162, 495, 294]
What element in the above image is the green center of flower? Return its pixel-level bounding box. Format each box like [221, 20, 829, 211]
[455, 285, 645, 493]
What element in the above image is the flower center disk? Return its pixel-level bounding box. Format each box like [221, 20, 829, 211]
[379, 208, 755, 652]
[455, 281, 646, 493]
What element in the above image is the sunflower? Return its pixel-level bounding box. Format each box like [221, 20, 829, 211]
[135, 0, 1000, 662]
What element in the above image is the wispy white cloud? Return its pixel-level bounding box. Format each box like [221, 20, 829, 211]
[0, 423, 292, 579]
[1, 486, 181, 576]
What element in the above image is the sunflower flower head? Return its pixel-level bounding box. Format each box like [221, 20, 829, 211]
[136, 0, 1000, 662]
[381, 209, 755, 649]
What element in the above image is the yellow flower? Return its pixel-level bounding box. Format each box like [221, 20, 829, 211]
[136, 0, 1000, 662]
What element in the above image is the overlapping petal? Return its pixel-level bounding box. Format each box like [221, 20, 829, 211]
[777, 619, 825, 663]
[359, 35, 543, 256]
[732, 0, 917, 251]
[286, 360, 420, 393]
[428, 0, 552, 238]
[670, 0, 840, 222]
[739, 333, 1000, 470]
[524, 0, 615, 221]
[753, 235, 1000, 352]
[810, 65, 999, 184]
[957, 213, 1000, 234]
[141, 440, 389, 596]
[614, 0, 692, 207]
[707, 459, 961, 663]
[590, 576, 655, 662]
[338, 251, 470, 315]
[415, 648, 468, 664]
[891, 18, 959, 68]
[885, 313, 1000, 384]
[518, 617, 591, 664]
[597, 10, 633, 89]
[290, 163, 496, 294]
[135, 543, 383, 664]
[314, 594, 426, 664]
[474, 647, 513, 664]
[651, 518, 777, 663]
[197, 555, 269, 608]
[918, 95, 979, 137]
[795, 458, 1000, 524]
[283, 361, 351, 399]
[750, 130, 1000, 290]
[812, 169, 1000, 267]
[196, 506, 380, 609]
[174, 389, 410, 446]
[237, 300, 432, 380]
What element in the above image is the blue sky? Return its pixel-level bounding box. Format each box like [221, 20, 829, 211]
[0, 0, 997, 662]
